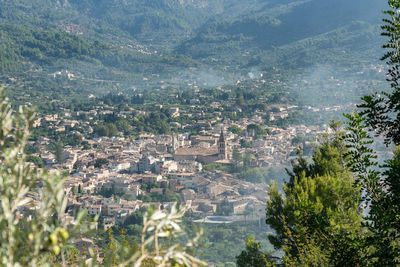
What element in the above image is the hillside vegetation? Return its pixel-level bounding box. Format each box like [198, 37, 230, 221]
[0, 0, 388, 102]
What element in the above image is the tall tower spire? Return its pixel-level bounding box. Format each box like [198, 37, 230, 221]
[218, 128, 227, 159]
[219, 128, 225, 142]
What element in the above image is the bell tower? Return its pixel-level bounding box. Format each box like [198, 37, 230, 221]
[218, 128, 227, 160]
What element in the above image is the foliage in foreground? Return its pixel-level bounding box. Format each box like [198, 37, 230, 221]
[265, 129, 366, 266]
[0, 87, 205, 266]
[237, 1, 400, 266]
[103, 204, 205, 267]
[0, 88, 92, 266]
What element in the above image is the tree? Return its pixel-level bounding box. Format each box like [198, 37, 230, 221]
[228, 125, 243, 135]
[240, 139, 252, 148]
[94, 158, 109, 168]
[266, 131, 365, 266]
[230, 147, 242, 173]
[116, 119, 131, 134]
[94, 124, 109, 137]
[27, 155, 44, 168]
[94, 123, 118, 137]
[123, 209, 146, 227]
[286, 124, 347, 187]
[343, 110, 400, 266]
[236, 236, 271, 267]
[49, 140, 64, 164]
[359, 2, 400, 146]
[246, 124, 264, 138]
[342, 1, 400, 264]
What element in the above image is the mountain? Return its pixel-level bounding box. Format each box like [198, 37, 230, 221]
[0, 0, 389, 103]
[178, 0, 384, 64]
[0, 0, 220, 46]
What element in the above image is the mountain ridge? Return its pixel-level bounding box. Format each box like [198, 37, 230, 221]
[0, 0, 388, 101]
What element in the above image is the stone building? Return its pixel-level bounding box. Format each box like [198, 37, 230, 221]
[173, 129, 228, 164]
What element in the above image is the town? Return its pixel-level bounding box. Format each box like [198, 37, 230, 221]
[27, 99, 341, 231]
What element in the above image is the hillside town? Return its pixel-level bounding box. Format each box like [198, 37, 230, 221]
[12, 76, 394, 264]
[22, 83, 390, 261]
[25, 99, 342, 235]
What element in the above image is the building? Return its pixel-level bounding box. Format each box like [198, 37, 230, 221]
[103, 217, 116, 230]
[218, 128, 227, 160]
[173, 129, 228, 164]
[84, 204, 102, 216]
[138, 155, 156, 173]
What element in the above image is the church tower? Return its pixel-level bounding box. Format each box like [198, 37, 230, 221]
[218, 128, 227, 160]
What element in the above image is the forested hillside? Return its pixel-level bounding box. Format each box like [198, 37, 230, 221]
[0, 0, 388, 103]
[0, 24, 201, 102]
[179, 0, 384, 65]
